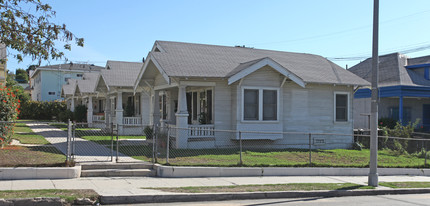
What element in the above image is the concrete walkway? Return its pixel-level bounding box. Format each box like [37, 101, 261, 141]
[27, 123, 141, 163]
[1, 176, 430, 196]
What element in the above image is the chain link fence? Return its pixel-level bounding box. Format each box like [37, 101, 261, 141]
[1, 120, 429, 167]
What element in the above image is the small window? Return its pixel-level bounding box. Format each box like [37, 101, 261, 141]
[77, 74, 83, 77]
[48, 92, 55, 95]
[65, 77, 71, 82]
[243, 88, 278, 121]
[335, 93, 348, 122]
[244, 89, 259, 120]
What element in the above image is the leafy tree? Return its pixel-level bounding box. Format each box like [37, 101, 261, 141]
[0, 0, 84, 63]
[5, 73, 30, 103]
[15, 68, 28, 83]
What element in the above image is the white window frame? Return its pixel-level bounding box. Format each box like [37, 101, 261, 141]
[241, 86, 280, 122]
[334, 91, 350, 122]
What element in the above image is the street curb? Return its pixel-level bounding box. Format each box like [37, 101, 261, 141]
[99, 188, 430, 204]
[155, 165, 430, 177]
[0, 165, 81, 180]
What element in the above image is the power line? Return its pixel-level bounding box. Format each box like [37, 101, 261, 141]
[327, 42, 430, 61]
[248, 9, 430, 46]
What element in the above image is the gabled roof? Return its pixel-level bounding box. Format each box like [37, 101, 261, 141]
[31, 63, 104, 78]
[76, 72, 100, 94]
[144, 41, 369, 86]
[348, 53, 430, 87]
[101, 61, 143, 88]
[61, 79, 77, 97]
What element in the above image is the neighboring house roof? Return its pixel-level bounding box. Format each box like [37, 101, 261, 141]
[76, 72, 100, 94]
[31, 63, 104, 78]
[61, 79, 77, 97]
[144, 41, 369, 86]
[101, 60, 143, 88]
[348, 53, 430, 87]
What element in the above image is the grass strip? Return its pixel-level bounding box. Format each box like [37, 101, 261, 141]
[13, 123, 49, 145]
[379, 182, 430, 188]
[0, 145, 65, 167]
[0, 189, 99, 203]
[143, 183, 374, 193]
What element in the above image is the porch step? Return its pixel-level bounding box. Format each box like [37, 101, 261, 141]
[79, 163, 156, 177]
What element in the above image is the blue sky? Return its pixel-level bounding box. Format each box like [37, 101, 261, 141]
[7, 0, 430, 72]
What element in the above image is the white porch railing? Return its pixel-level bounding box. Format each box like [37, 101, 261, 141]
[123, 117, 142, 125]
[92, 115, 104, 122]
[188, 124, 215, 137]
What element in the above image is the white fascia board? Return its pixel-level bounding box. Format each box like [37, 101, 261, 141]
[133, 52, 151, 92]
[149, 53, 171, 85]
[179, 81, 216, 87]
[154, 82, 179, 91]
[228, 58, 306, 88]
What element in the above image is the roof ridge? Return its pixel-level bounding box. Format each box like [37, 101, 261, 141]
[156, 40, 321, 58]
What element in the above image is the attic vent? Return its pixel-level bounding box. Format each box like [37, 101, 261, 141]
[235, 45, 254, 49]
[314, 138, 326, 145]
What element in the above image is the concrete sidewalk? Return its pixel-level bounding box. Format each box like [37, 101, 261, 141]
[27, 123, 140, 162]
[1, 176, 430, 196]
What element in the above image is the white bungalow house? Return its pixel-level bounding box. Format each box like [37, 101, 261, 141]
[62, 79, 79, 111]
[94, 60, 148, 134]
[134, 41, 370, 149]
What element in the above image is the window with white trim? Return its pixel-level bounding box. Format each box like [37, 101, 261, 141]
[335, 93, 348, 122]
[243, 88, 278, 121]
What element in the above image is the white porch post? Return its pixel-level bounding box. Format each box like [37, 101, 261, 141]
[141, 91, 150, 125]
[152, 90, 161, 126]
[87, 96, 93, 127]
[71, 96, 75, 112]
[105, 97, 111, 127]
[116, 91, 124, 134]
[176, 85, 189, 148]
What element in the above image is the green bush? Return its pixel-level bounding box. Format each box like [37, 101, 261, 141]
[379, 119, 420, 154]
[19, 101, 67, 120]
[59, 109, 74, 122]
[73, 105, 87, 122]
[0, 83, 20, 147]
[379, 117, 397, 129]
[144, 126, 153, 140]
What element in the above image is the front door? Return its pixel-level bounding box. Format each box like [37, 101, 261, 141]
[423, 104, 430, 131]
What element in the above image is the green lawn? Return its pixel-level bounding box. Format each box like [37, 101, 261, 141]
[80, 135, 146, 145]
[0, 145, 66, 167]
[144, 183, 374, 193]
[12, 123, 49, 144]
[380, 182, 430, 188]
[117, 147, 429, 168]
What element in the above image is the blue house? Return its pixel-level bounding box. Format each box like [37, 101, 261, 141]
[30, 64, 104, 101]
[349, 53, 430, 130]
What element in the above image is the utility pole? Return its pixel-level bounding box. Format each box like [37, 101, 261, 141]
[368, 0, 379, 187]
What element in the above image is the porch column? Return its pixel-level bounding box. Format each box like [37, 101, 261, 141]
[399, 95, 403, 125]
[105, 97, 111, 127]
[71, 96, 75, 112]
[152, 90, 161, 126]
[141, 91, 150, 125]
[176, 85, 189, 148]
[87, 96, 93, 127]
[116, 92, 124, 134]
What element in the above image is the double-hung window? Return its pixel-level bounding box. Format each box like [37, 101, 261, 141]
[335, 92, 349, 122]
[243, 88, 278, 121]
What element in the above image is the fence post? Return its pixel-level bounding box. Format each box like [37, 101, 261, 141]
[110, 122, 114, 162]
[425, 144, 428, 167]
[116, 123, 119, 162]
[239, 131, 243, 166]
[166, 126, 170, 165]
[151, 125, 155, 163]
[154, 124, 158, 163]
[309, 133, 312, 167]
[66, 119, 71, 165]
